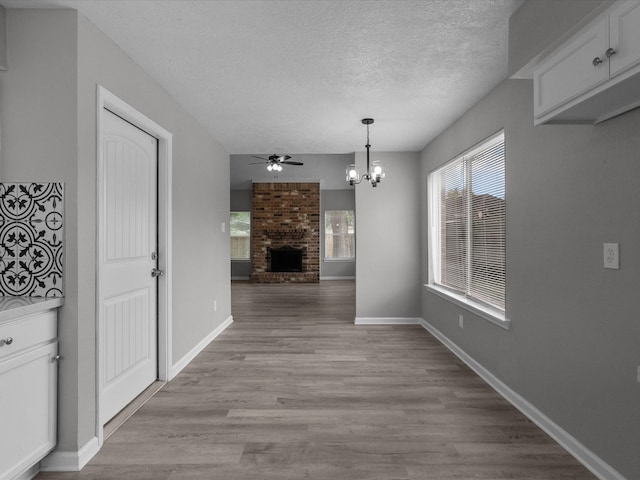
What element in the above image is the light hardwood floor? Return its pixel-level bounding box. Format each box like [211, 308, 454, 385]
[37, 280, 596, 479]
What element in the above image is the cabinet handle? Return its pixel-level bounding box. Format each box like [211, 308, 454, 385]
[0, 337, 13, 346]
[605, 48, 616, 59]
[52, 355, 61, 363]
[592, 56, 603, 66]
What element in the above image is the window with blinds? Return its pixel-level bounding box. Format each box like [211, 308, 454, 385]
[325, 210, 355, 260]
[429, 131, 505, 312]
[230, 211, 251, 260]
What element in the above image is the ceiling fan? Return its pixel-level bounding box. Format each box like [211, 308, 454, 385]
[249, 154, 304, 171]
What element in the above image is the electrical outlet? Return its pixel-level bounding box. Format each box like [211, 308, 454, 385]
[459, 314, 464, 328]
[603, 243, 619, 269]
[221, 222, 226, 233]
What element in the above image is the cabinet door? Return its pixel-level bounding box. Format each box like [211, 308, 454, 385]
[534, 17, 609, 118]
[0, 342, 57, 480]
[609, 0, 640, 77]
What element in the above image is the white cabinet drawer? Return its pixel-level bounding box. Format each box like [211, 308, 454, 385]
[0, 310, 57, 360]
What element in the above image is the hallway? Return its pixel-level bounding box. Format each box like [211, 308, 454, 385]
[37, 281, 594, 479]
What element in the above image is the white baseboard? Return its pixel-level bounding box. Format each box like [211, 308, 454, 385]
[12, 463, 39, 480]
[354, 317, 422, 325]
[170, 316, 233, 378]
[320, 276, 356, 280]
[40, 436, 99, 472]
[418, 318, 627, 480]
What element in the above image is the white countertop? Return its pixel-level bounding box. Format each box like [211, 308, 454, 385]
[0, 297, 64, 323]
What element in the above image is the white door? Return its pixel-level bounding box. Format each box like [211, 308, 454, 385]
[100, 109, 158, 423]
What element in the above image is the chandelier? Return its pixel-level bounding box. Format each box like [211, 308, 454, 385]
[346, 118, 385, 187]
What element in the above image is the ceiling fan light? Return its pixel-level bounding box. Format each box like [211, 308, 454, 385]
[267, 164, 273, 171]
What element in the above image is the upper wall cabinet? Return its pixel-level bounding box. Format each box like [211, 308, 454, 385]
[534, 0, 640, 125]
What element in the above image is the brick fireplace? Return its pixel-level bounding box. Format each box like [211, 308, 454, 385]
[250, 182, 320, 283]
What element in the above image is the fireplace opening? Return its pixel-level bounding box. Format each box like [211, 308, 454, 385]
[270, 246, 304, 272]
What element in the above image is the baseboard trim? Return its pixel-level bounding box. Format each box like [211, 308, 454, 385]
[320, 276, 356, 280]
[40, 436, 99, 472]
[418, 318, 627, 480]
[170, 315, 233, 378]
[354, 317, 423, 325]
[12, 463, 39, 480]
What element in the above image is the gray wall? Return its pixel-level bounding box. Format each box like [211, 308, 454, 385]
[230, 188, 356, 279]
[0, 6, 6, 70]
[0, 9, 230, 453]
[420, 78, 640, 479]
[0, 9, 80, 449]
[355, 151, 421, 319]
[321, 189, 355, 278]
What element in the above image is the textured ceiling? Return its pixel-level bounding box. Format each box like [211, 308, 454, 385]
[1, 0, 524, 154]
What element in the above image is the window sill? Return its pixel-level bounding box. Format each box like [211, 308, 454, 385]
[424, 284, 511, 330]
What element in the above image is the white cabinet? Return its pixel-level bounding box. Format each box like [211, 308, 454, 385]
[534, 0, 640, 125]
[0, 310, 58, 480]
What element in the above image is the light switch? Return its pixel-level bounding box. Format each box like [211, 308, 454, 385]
[603, 243, 619, 269]
[221, 222, 226, 233]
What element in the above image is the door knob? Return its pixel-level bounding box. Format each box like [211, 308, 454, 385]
[151, 268, 165, 278]
[0, 337, 13, 346]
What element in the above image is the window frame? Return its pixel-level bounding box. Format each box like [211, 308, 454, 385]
[426, 130, 510, 329]
[324, 209, 356, 261]
[230, 211, 251, 261]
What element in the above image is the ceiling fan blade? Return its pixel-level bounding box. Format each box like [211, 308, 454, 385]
[281, 161, 304, 166]
[248, 161, 268, 165]
[250, 155, 268, 161]
[269, 154, 291, 162]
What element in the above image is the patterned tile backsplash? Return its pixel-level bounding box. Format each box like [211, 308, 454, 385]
[0, 183, 64, 297]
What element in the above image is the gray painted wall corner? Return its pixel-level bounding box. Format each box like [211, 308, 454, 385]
[420, 76, 640, 478]
[1, 7, 231, 456]
[356, 151, 421, 319]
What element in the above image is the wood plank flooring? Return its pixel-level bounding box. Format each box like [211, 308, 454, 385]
[37, 280, 596, 479]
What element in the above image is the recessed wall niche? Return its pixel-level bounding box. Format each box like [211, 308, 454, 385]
[250, 182, 319, 283]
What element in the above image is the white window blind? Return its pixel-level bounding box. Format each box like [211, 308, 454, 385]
[324, 210, 355, 259]
[230, 211, 251, 260]
[430, 131, 505, 312]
